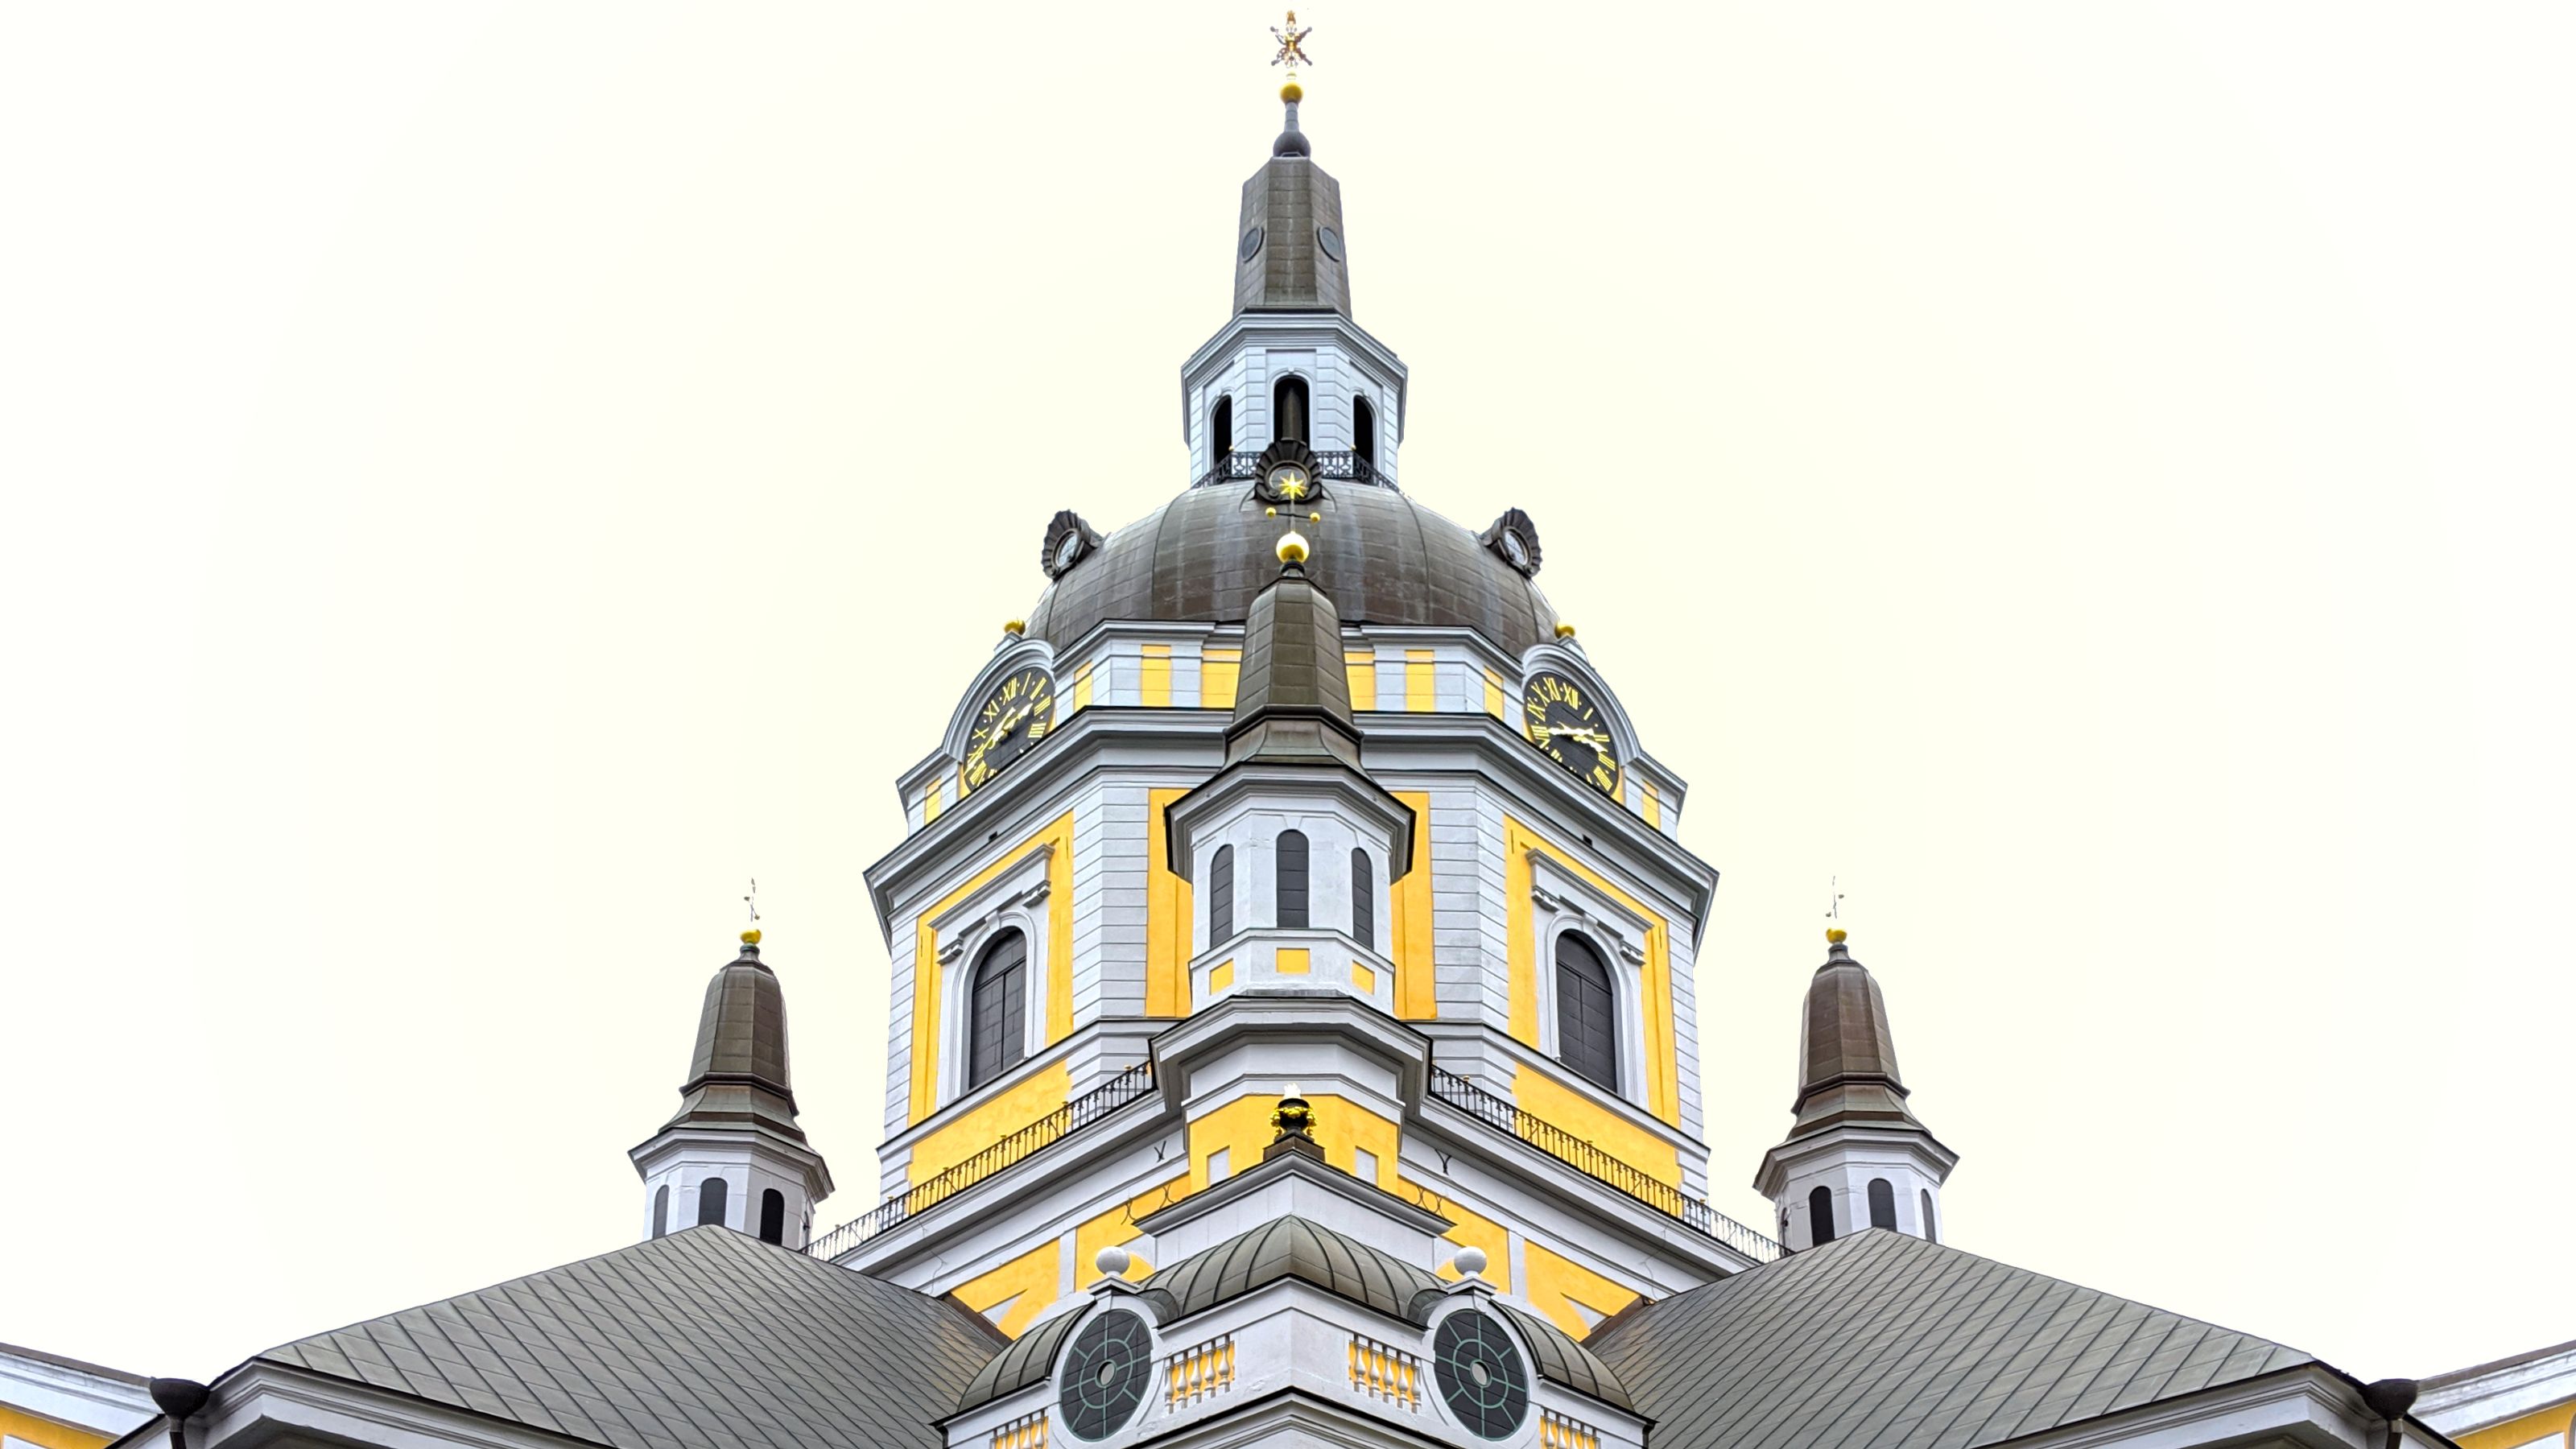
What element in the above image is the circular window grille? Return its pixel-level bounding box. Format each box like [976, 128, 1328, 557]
[1432, 1310, 1530, 1439]
[1239, 226, 1266, 262]
[1057, 1308, 1153, 1440]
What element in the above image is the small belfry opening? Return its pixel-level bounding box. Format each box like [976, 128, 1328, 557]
[1273, 375, 1309, 445]
[1352, 393, 1377, 474]
[1212, 394, 1234, 456]
[697, 1176, 729, 1228]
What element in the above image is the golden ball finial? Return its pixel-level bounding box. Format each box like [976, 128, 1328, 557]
[1280, 80, 1303, 104]
[742, 928, 764, 946]
[1265, 506, 1278, 518]
[1002, 620, 1026, 637]
[1826, 927, 1847, 945]
[1554, 621, 1578, 639]
[1277, 529, 1311, 565]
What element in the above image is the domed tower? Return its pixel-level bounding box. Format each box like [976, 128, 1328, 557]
[630, 931, 832, 1249]
[852, 68, 1748, 1348]
[1754, 931, 1957, 1250]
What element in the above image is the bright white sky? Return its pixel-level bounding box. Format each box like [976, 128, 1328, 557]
[2, 2, 2569, 1389]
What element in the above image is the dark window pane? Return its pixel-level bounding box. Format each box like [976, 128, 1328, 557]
[759, 1188, 787, 1245]
[1276, 831, 1309, 928]
[1808, 1185, 1835, 1245]
[1350, 848, 1374, 950]
[1353, 394, 1377, 473]
[1212, 395, 1233, 456]
[1211, 845, 1235, 945]
[696, 1176, 729, 1228]
[1921, 1189, 1939, 1243]
[1868, 1178, 1897, 1231]
[1273, 376, 1308, 444]
[1554, 934, 1617, 1092]
[968, 930, 1030, 1090]
[651, 1185, 669, 1239]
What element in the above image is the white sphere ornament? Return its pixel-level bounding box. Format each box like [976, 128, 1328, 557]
[1451, 1246, 1488, 1278]
[1095, 1245, 1133, 1278]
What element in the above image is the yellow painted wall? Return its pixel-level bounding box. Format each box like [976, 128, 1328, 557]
[1074, 1174, 1189, 1287]
[2458, 1402, 2575, 1449]
[1405, 650, 1437, 711]
[1141, 643, 1172, 706]
[908, 814, 1076, 1122]
[1484, 667, 1508, 720]
[1345, 649, 1377, 708]
[1188, 1093, 1402, 1191]
[1071, 659, 1093, 713]
[1503, 817, 1679, 1125]
[0, 1409, 113, 1449]
[1146, 787, 1194, 1016]
[1389, 791, 1435, 1020]
[952, 1239, 1062, 1339]
[905, 1059, 1075, 1200]
[1521, 1241, 1643, 1340]
[1202, 647, 1241, 710]
[1510, 1063, 1681, 1186]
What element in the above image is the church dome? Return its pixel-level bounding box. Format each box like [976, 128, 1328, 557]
[1026, 483, 1556, 655]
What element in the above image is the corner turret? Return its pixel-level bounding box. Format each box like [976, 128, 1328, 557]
[630, 931, 833, 1248]
[1754, 930, 1956, 1250]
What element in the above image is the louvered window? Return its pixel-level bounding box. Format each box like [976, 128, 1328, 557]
[1350, 848, 1375, 949]
[968, 930, 1029, 1090]
[1554, 934, 1618, 1092]
[1210, 845, 1235, 945]
[1276, 831, 1309, 928]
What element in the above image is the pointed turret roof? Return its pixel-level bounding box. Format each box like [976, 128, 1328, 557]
[663, 934, 804, 1141]
[1224, 549, 1364, 772]
[1234, 86, 1351, 316]
[1784, 935, 1927, 1140]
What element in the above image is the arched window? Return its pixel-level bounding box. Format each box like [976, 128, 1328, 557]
[1808, 1186, 1835, 1245]
[1275, 831, 1309, 927]
[968, 930, 1030, 1091]
[696, 1176, 729, 1228]
[1352, 394, 1377, 476]
[1350, 848, 1374, 950]
[1554, 934, 1618, 1092]
[1209, 844, 1235, 945]
[759, 1188, 787, 1245]
[651, 1184, 670, 1239]
[1868, 1178, 1897, 1232]
[1921, 1189, 1939, 1244]
[1212, 394, 1233, 458]
[1273, 375, 1309, 445]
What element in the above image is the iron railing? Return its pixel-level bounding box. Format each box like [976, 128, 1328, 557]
[1427, 1067, 1783, 1265]
[1190, 449, 1387, 490]
[804, 1062, 1157, 1262]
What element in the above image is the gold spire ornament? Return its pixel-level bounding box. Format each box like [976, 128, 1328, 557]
[1270, 10, 1313, 77]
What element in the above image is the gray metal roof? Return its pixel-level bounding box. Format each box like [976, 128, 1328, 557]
[259, 1226, 1003, 1449]
[1491, 1301, 1635, 1414]
[1023, 484, 1558, 658]
[663, 943, 802, 1139]
[955, 1302, 1088, 1414]
[1141, 1215, 1443, 1325]
[1225, 559, 1364, 772]
[1586, 1228, 2313, 1449]
[1783, 940, 1926, 1140]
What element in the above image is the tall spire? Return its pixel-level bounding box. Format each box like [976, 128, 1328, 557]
[1234, 42, 1350, 315]
[1224, 539, 1364, 772]
[1784, 932, 1926, 1137]
[663, 932, 803, 1139]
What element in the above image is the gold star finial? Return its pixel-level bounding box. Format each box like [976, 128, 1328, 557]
[1271, 10, 1312, 76]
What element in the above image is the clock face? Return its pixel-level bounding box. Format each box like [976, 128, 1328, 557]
[1522, 671, 1620, 796]
[1051, 530, 1084, 572]
[1432, 1310, 1530, 1439]
[963, 667, 1055, 792]
[1499, 529, 1530, 568]
[1058, 1309, 1153, 1440]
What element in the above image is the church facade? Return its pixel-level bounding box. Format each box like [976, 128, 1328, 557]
[114, 64, 2462, 1449]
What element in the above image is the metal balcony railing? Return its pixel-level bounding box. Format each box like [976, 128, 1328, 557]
[1190, 449, 1387, 490]
[804, 1062, 1156, 1262]
[1426, 1067, 1784, 1265]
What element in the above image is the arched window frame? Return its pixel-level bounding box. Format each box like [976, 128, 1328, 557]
[650, 1184, 670, 1239]
[1553, 931, 1620, 1092]
[1807, 1185, 1836, 1245]
[1210, 393, 1234, 460]
[1352, 393, 1378, 477]
[1920, 1189, 1940, 1244]
[1274, 829, 1310, 928]
[927, 841, 1058, 1106]
[1208, 844, 1236, 949]
[965, 928, 1031, 1092]
[1271, 374, 1311, 447]
[1524, 852, 1653, 1106]
[1868, 1178, 1898, 1232]
[1349, 847, 1375, 950]
[696, 1175, 730, 1228]
[758, 1188, 788, 1245]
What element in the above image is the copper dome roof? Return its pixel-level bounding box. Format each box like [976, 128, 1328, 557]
[1026, 484, 1556, 655]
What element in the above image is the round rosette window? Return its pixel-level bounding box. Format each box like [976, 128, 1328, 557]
[1432, 1309, 1530, 1439]
[1058, 1308, 1154, 1440]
